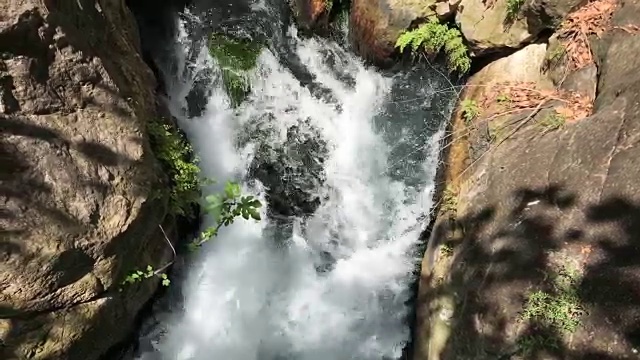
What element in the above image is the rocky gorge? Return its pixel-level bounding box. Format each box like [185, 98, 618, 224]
[1, 0, 640, 359]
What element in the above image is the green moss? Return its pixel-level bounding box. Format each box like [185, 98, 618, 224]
[148, 120, 201, 218]
[208, 33, 262, 107]
[395, 18, 471, 74]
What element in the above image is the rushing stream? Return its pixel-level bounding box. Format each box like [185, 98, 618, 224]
[134, 0, 457, 359]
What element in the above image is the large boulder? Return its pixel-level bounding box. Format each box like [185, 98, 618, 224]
[0, 0, 180, 358]
[415, 0, 640, 358]
[349, 0, 458, 66]
[455, 0, 535, 56]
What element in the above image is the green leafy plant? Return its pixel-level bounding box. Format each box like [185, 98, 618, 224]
[209, 33, 262, 107]
[506, 0, 526, 21]
[190, 181, 263, 249]
[460, 99, 480, 124]
[122, 265, 170, 288]
[148, 121, 201, 217]
[521, 267, 584, 333]
[121, 182, 263, 289]
[395, 18, 471, 74]
[539, 111, 566, 133]
[516, 334, 560, 356]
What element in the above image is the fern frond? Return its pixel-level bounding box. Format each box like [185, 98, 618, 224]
[394, 18, 471, 74]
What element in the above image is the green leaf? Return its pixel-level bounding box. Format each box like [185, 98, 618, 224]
[146, 265, 153, 272]
[224, 182, 242, 199]
[162, 278, 171, 287]
[250, 209, 261, 221]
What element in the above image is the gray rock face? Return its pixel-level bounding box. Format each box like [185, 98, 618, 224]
[0, 0, 176, 358]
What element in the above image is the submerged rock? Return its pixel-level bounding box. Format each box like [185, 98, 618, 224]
[246, 116, 327, 219]
[0, 0, 186, 358]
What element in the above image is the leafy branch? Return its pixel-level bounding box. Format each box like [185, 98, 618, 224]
[121, 181, 262, 289]
[190, 181, 262, 249]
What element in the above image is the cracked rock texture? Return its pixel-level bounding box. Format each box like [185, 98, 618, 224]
[0, 0, 176, 358]
[413, 0, 640, 358]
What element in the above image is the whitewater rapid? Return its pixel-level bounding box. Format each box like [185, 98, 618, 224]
[137, 5, 453, 360]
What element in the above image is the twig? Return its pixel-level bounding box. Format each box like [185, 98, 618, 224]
[154, 224, 177, 274]
[457, 100, 547, 180]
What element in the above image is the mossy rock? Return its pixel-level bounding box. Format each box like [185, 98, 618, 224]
[208, 33, 263, 107]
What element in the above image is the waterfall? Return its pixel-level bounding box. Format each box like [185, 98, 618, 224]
[135, 1, 456, 359]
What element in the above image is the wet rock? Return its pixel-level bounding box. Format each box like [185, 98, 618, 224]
[290, 0, 330, 32]
[208, 33, 263, 107]
[246, 117, 327, 218]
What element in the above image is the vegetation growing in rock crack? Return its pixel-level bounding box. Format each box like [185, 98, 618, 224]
[516, 334, 561, 356]
[395, 18, 471, 74]
[208, 33, 262, 107]
[460, 99, 480, 124]
[539, 111, 566, 133]
[440, 243, 454, 257]
[519, 266, 584, 352]
[506, 0, 526, 21]
[148, 120, 201, 217]
[496, 93, 511, 105]
[440, 186, 458, 214]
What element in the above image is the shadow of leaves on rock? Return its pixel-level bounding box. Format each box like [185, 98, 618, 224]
[422, 185, 640, 359]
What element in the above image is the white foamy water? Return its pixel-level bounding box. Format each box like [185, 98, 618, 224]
[138, 10, 449, 360]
